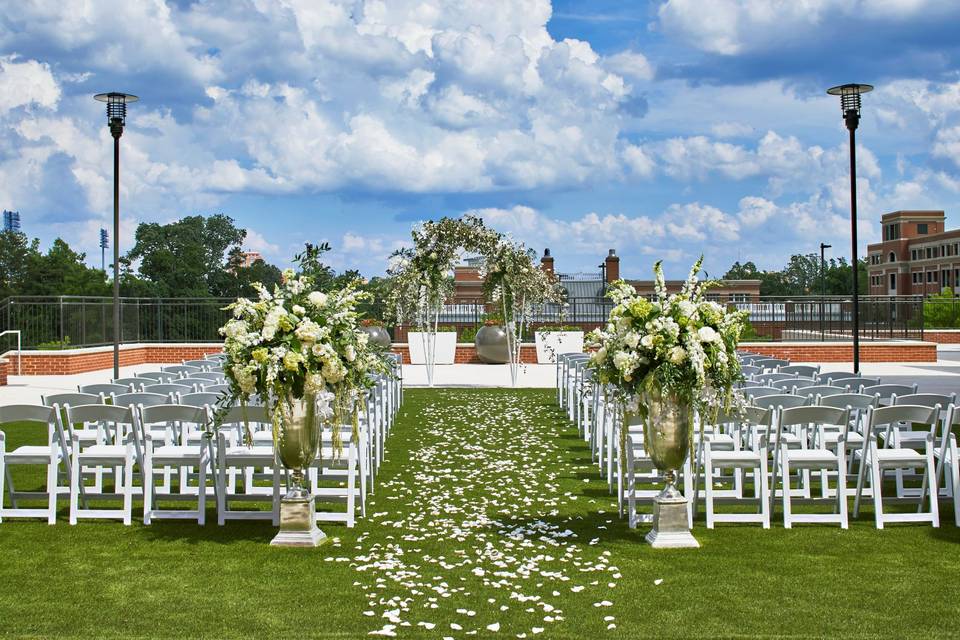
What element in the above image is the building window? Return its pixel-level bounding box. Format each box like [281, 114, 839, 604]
[910, 249, 917, 260]
[927, 247, 933, 259]
[888, 252, 895, 262]
[928, 271, 934, 283]
[918, 223, 929, 234]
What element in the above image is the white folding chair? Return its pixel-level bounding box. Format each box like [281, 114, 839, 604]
[0, 405, 65, 524]
[854, 404, 941, 528]
[213, 405, 280, 526]
[67, 404, 137, 525]
[139, 404, 209, 525]
[771, 405, 851, 529]
[699, 407, 773, 529]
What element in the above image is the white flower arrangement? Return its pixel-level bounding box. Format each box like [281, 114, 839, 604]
[586, 257, 747, 415]
[219, 269, 391, 450]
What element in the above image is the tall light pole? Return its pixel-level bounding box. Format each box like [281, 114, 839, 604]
[827, 83, 872, 374]
[94, 92, 138, 379]
[820, 242, 831, 339]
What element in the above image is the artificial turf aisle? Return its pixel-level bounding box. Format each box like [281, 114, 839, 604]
[1, 388, 959, 638]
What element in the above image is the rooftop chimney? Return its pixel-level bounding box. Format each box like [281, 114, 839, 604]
[604, 249, 619, 283]
[541, 248, 554, 275]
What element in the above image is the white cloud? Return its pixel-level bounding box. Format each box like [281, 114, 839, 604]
[243, 229, 280, 257]
[657, 0, 958, 55]
[0, 56, 60, 113]
[932, 126, 960, 167]
[603, 50, 654, 82]
[710, 121, 754, 138]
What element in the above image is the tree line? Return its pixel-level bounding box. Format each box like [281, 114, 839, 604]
[0, 214, 367, 301]
[722, 254, 869, 297]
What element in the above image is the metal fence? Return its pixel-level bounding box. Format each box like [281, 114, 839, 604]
[0, 294, 929, 351]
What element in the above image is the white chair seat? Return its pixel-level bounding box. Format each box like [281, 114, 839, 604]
[152, 445, 204, 460]
[875, 448, 925, 464]
[784, 449, 838, 466]
[709, 450, 760, 464]
[705, 434, 735, 448]
[6, 445, 57, 463]
[79, 444, 128, 459]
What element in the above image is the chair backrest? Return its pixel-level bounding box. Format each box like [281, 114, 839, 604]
[112, 377, 155, 390]
[752, 358, 790, 370]
[754, 372, 798, 384]
[778, 364, 819, 377]
[0, 404, 56, 425]
[179, 392, 225, 408]
[868, 404, 939, 432]
[182, 360, 213, 370]
[831, 376, 881, 389]
[860, 383, 918, 400]
[162, 365, 202, 375]
[42, 392, 102, 408]
[139, 371, 177, 383]
[216, 404, 271, 426]
[139, 403, 208, 428]
[740, 364, 761, 376]
[66, 403, 134, 426]
[144, 383, 197, 395]
[800, 384, 848, 399]
[203, 383, 231, 394]
[818, 371, 854, 384]
[779, 404, 848, 426]
[816, 392, 879, 411]
[79, 382, 132, 395]
[204, 353, 226, 361]
[894, 393, 956, 409]
[770, 379, 800, 391]
[184, 372, 224, 382]
[750, 394, 809, 411]
[111, 392, 171, 408]
[741, 386, 780, 400]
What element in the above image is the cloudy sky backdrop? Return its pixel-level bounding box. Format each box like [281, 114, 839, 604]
[2, 0, 960, 278]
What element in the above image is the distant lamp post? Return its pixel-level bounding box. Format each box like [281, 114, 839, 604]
[820, 242, 832, 339]
[827, 83, 872, 374]
[94, 92, 138, 379]
[99, 228, 109, 274]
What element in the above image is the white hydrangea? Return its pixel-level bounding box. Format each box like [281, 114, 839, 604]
[308, 291, 328, 307]
[697, 326, 719, 343]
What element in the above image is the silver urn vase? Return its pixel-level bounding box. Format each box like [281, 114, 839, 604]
[475, 324, 510, 364]
[270, 393, 327, 547]
[636, 383, 699, 548]
[361, 324, 392, 349]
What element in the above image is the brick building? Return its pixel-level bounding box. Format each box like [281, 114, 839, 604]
[453, 249, 760, 303]
[866, 210, 958, 295]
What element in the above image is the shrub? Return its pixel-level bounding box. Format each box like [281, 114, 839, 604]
[923, 289, 960, 328]
[535, 325, 582, 333]
[36, 336, 72, 350]
[459, 326, 478, 343]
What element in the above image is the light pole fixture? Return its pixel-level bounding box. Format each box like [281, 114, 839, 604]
[94, 92, 138, 379]
[827, 83, 872, 374]
[820, 242, 832, 339]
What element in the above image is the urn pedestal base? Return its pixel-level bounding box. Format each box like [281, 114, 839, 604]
[645, 486, 699, 549]
[270, 497, 327, 548]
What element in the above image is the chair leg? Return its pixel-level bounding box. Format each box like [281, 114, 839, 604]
[950, 450, 960, 527]
[346, 445, 356, 529]
[271, 466, 281, 527]
[217, 452, 227, 526]
[123, 448, 134, 526]
[782, 456, 793, 529]
[47, 454, 58, 525]
[69, 453, 80, 525]
[704, 455, 714, 529]
[926, 445, 940, 528]
[759, 456, 770, 529]
[143, 457, 153, 525]
[0, 441, 5, 523]
[837, 461, 849, 530]
[871, 457, 884, 530]
[198, 458, 206, 526]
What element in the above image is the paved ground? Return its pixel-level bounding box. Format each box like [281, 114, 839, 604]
[2, 349, 959, 400]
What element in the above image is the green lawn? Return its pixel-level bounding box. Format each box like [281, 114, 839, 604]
[1, 388, 959, 638]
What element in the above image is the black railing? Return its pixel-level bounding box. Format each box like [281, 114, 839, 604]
[0, 294, 927, 351]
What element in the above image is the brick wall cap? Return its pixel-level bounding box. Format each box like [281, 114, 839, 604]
[3, 342, 223, 357]
[740, 340, 934, 347]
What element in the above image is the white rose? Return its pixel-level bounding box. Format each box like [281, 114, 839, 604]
[624, 332, 640, 348]
[308, 291, 328, 307]
[640, 334, 654, 348]
[669, 346, 687, 364]
[344, 344, 356, 362]
[612, 351, 633, 372]
[292, 304, 305, 316]
[697, 326, 719, 343]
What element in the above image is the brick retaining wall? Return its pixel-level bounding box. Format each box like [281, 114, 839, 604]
[923, 330, 960, 344]
[738, 340, 937, 362]
[3, 343, 224, 375]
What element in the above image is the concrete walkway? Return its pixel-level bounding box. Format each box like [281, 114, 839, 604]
[2, 350, 959, 401]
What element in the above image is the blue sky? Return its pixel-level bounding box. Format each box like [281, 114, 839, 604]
[2, 0, 960, 279]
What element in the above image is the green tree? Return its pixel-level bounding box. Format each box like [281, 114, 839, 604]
[23, 239, 109, 296]
[0, 230, 35, 298]
[211, 248, 283, 298]
[126, 214, 246, 296]
[923, 288, 960, 328]
[725, 254, 869, 297]
[293, 242, 361, 292]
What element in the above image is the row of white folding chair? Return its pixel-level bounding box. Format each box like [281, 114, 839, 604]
[739, 389, 953, 527]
